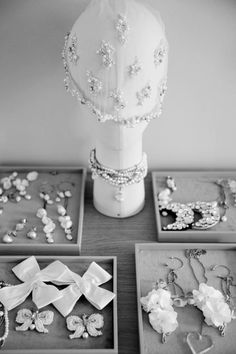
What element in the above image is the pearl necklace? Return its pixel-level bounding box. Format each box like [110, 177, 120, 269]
[0, 281, 11, 347]
[89, 149, 147, 202]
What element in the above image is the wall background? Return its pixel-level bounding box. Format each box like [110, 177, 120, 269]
[0, 0, 235, 169]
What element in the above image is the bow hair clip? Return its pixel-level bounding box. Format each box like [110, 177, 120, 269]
[0, 256, 65, 311]
[52, 261, 115, 317]
[16, 308, 54, 333]
[66, 313, 104, 339]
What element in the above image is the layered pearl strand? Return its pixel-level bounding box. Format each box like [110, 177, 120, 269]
[89, 149, 147, 202]
[0, 281, 11, 347]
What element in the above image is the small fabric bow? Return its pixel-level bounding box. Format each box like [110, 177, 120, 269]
[0, 256, 65, 310]
[52, 261, 115, 317]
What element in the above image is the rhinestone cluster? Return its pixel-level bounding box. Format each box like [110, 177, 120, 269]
[115, 14, 130, 45]
[128, 57, 142, 77]
[68, 34, 79, 65]
[137, 83, 152, 106]
[154, 39, 168, 67]
[188, 201, 220, 230]
[87, 71, 103, 96]
[110, 89, 126, 111]
[97, 40, 115, 68]
[161, 203, 194, 231]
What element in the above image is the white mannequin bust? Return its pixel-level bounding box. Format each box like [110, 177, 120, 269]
[62, 0, 168, 217]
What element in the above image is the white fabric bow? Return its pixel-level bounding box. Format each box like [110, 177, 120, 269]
[0, 256, 65, 310]
[52, 261, 115, 317]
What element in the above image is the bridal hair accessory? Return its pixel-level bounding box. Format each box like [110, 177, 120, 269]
[0, 256, 64, 311]
[15, 308, 54, 333]
[89, 148, 147, 202]
[140, 279, 178, 343]
[66, 313, 104, 339]
[62, 0, 168, 127]
[52, 261, 115, 317]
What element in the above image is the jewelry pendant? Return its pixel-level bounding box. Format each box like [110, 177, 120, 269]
[188, 201, 220, 230]
[114, 188, 125, 202]
[161, 202, 194, 230]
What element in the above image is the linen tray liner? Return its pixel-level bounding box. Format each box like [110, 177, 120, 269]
[139, 248, 236, 354]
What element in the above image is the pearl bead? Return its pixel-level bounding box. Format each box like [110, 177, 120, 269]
[2, 234, 13, 244]
[25, 194, 31, 200]
[30, 324, 36, 330]
[83, 332, 89, 339]
[221, 215, 227, 222]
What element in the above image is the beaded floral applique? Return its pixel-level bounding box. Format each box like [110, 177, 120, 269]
[110, 89, 126, 111]
[87, 71, 103, 96]
[68, 34, 79, 65]
[128, 57, 142, 77]
[137, 83, 152, 106]
[115, 14, 130, 45]
[154, 39, 167, 67]
[97, 40, 115, 68]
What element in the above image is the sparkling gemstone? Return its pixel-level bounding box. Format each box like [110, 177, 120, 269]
[2, 234, 13, 244]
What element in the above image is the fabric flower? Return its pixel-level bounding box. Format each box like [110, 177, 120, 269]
[192, 283, 234, 328]
[140, 288, 173, 313]
[149, 307, 178, 335]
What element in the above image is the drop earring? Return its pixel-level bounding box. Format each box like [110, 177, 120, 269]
[164, 256, 185, 299]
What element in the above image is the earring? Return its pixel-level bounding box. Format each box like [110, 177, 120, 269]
[15, 308, 54, 333]
[2, 219, 27, 243]
[56, 181, 74, 210]
[164, 257, 185, 298]
[210, 264, 236, 330]
[140, 279, 178, 343]
[36, 208, 56, 244]
[26, 227, 37, 240]
[57, 205, 73, 241]
[39, 183, 55, 209]
[185, 249, 208, 284]
[66, 313, 104, 339]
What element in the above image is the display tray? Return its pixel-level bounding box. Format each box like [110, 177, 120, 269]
[136, 242, 236, 354]
[152, 170, 236, 242]
[0, 255, 118, 354]
[0, 166, 86, 254]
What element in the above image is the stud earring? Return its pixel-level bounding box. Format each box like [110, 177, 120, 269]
[66, 313, 104, 339]
[15, 308, 54, 333]
[26, 227, 37, 240]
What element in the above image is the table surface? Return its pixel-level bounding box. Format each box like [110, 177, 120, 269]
[81, 173, 157, 354]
